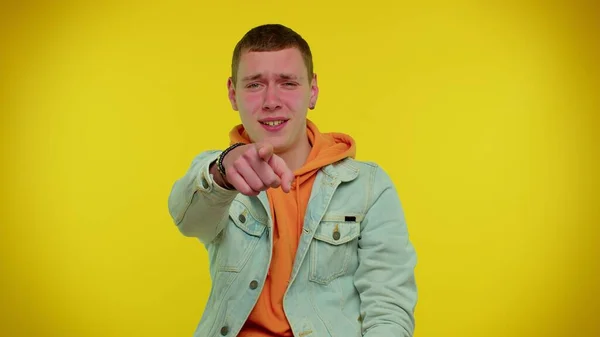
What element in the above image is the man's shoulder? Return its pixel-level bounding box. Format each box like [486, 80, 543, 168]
[324, 157, 400, 212]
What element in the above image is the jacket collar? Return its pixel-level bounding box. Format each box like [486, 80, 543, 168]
[320, 157, 360, 183]
[256, 157, 360, 223]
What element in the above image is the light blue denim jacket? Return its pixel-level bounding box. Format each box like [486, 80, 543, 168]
[168, 150, 418, 337]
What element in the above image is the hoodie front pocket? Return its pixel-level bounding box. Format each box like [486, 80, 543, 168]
[308, 220, 361, 284]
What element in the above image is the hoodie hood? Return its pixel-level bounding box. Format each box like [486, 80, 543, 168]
[228, 118, 356, 182]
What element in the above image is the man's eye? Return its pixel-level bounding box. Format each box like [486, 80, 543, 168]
[246, 83, 260, 89]
[283, 82, 298, 87]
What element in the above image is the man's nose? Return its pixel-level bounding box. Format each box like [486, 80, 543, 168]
[262, 85, 281, 111]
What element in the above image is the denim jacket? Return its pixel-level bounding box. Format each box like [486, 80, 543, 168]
[168, 150, 418, 337]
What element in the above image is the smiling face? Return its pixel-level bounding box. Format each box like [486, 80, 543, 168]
[227, 47, 319, 155]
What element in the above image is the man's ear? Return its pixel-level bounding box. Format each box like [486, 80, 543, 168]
[309, 73, 319, 110]
[227, 77, 238, 111]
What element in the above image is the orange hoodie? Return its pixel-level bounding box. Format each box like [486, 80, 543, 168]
[228, 119, 356, 337]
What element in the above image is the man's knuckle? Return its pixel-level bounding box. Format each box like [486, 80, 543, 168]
[233, 158, 245, 168]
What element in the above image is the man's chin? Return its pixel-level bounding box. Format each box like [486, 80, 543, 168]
[254, 133, 284, 144]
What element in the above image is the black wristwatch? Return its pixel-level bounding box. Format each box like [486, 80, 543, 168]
[216, 142, 245, 178]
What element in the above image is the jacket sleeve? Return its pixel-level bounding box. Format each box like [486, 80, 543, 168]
[167, 150, 239, 244]
[354, 165, 418, 337]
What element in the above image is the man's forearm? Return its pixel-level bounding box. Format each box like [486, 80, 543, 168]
[168, 151, 238, 243]
[209, 160, 235, 190]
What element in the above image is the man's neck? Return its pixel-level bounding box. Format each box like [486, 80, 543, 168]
[278, 136, 312, 172]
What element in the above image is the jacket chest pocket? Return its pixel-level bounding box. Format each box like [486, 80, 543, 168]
[215, 201, 267, 273]
[308, 219, 361, 284]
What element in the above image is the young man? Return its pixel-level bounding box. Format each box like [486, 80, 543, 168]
[168, 24, 417, 337]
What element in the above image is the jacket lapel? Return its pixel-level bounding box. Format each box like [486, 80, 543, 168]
[289, 158, 360, 284]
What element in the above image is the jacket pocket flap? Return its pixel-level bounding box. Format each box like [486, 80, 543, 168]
[229, 200, 266, 237]
[313, 221, 361, 245]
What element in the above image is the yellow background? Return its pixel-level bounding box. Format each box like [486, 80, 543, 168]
[1, 1, 598, 336]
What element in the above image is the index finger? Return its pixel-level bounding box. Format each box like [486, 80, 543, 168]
[256, 142, 274, 162]
[268, 155, 294, 193]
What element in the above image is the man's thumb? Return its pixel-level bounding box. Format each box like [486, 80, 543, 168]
[256, 142, 274, 161]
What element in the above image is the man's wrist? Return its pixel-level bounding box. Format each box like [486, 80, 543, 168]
[210, 161, 235, 190]
[216, 143, 245, 177]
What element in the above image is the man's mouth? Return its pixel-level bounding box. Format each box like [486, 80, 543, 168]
[260, 120, 287, 126]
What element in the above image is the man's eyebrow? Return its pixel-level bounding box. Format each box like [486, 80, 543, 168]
[241, 73, 303, 81]
[279, 73, 300, 80]
[241, 73, 262, 82]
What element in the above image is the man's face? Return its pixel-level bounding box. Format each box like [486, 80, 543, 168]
[227, 47, 318, 153]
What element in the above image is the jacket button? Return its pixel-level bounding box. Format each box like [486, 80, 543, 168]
[238, 214, 246, 223]
[220, 326, 229, 335]
[333, 231, 341, 240]
[249, 280, 258, 289]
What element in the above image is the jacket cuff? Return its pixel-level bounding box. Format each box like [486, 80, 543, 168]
[195, 151, 239, 202]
